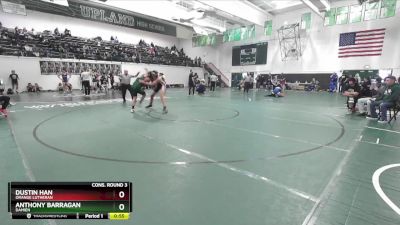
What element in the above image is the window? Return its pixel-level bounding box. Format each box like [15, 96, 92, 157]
[264, 20, 272, 36]
[349, 4, 363, 23]
[380, 0, 397, 18]
[336, 6, 349, 24]
[324, 9, 336, 26]
[364, 1, 380, 21]
[301, 13, 311, 29]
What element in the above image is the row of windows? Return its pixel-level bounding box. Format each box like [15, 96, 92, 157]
[324, 0, 397, 26]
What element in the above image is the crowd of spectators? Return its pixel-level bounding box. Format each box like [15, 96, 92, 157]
[0, 22, 203, 67]
[341, 74, 400, 123]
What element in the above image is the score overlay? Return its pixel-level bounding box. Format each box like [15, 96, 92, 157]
[8, 182, 132, 220]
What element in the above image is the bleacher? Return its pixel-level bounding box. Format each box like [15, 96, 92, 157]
[0, 26, 202, 67]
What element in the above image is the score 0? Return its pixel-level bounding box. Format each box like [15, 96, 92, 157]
[115, 189, 129, 212]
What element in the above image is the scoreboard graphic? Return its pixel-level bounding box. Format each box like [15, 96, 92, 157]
[232, 42, 268, 66]
[8, 182, 132, 220]
[240, 48, 257, 65]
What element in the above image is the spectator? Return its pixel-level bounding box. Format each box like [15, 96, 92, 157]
[27, 83, 34, 92]
[339, 74, 347, 93]
[0, 87, 10, 117]
[329, 72, 338, 92]
[64, 28, 71, 37]
[357, 78, 373, 115]
[33, 83, 41, 92]
[0, 25, 198, 66]
[54, 27, 60, 36]
[109, 72, 115, 90]
[343, 78, 361, 113]
[57, 83, 64, 92]
[363, 84, 386, 117]
[9, 70, 19, 94]
[367, 76, 400, 123]
[58, 68, 71, 94]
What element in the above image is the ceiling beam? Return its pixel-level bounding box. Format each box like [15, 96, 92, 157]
[319, 0, 331, 11]
[301, 0, 324, 18]
[197, 0, 270, 26]
[241, 0, 274, 18]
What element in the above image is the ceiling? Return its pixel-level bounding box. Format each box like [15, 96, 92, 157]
[247, 0, 304, 14]
[92, 0, 332, 35]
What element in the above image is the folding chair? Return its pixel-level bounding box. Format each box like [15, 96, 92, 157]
[388, 98, 400, 124]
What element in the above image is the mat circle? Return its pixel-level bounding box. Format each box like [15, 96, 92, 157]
[33, 108, 345, 165]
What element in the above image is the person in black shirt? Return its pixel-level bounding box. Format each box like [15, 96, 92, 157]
[360, 77, 372, 97]
[188, 70, 195, 95]
[343, 78, 361, 112]
[339, 75, 347, 93]
[9, 70, 19, 93]
[0, 88, 10, 117]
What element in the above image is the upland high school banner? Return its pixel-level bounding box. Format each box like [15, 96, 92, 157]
[3, 0, 177, 36]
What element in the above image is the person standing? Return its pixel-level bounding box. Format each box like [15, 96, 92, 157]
[145, 71, 168, 114]
[210, 73, 217, 91]
[130, 73, 150, 113]
[58, 68, 71, 94]
[109, 71, 115, 90]
[117, 70, 139, 103]
[188, 70, 195, 95]
[9, 70, 19, 94]
[81, 68, 92, 96]
[243, 75, 252, 93]
[339, 74, 347, 93]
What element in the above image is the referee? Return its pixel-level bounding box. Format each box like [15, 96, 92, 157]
[118, 70, 139, 103]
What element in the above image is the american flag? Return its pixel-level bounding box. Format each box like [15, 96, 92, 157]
[339, 28, 385, 58]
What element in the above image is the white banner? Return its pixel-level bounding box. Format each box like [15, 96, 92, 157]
[1, 0, 26, 16]
[40, 0, 69, 7]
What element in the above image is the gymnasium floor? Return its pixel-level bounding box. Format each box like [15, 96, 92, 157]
[1, 88, 399, 225]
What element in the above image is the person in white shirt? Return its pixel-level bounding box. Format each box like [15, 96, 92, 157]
[210, 74, 218, 91]
[81, 69, 92, 96]
[244, 75, 252, 93]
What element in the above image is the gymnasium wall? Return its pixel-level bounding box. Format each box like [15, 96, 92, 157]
[0, 56, 203, 91]
[187, 0, 400, 80]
